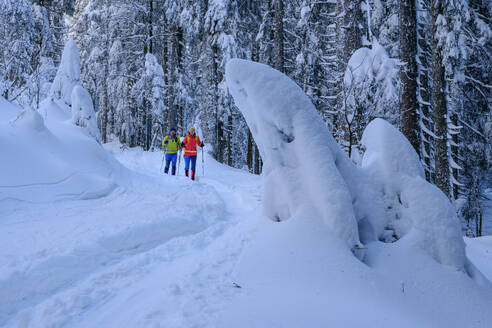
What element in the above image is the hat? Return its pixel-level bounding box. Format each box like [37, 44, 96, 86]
[170, 127, 176, 132]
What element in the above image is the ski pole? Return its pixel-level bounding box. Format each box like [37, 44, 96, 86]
[177, 149, 181, 176]
[201, 147, 204, 177]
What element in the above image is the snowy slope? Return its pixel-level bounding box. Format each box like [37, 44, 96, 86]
[0, 98, 126, 203]
[219, 217, 492, 328]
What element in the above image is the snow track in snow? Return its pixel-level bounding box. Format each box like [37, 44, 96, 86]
[0, 145, 260, 328]
[1, 206, 209, 325]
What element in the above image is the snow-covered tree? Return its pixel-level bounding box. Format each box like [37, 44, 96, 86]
[49, 39, 81, 106]
[0, 0, 35, 105]
[343, 40, 399, 158]
[31, 3, 56, 109]
[454, 0, 492, 234]
[71, 84, 101, 142]
[131, 53, 166, 151]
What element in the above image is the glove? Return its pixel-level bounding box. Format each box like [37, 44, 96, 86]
[201, 142, 205, 147]
[164, 140, 169, 145]
[181, 142, 185, 147]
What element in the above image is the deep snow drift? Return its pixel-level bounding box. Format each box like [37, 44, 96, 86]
[226, 58, 361, 251]
[0, 98, 127, 203]
[222, 58, 491, 327]
[361, 118, 465, 269]
[225, 58, 465, 270]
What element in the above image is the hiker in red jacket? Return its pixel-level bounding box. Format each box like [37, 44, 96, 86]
[181, 126, 204, 180]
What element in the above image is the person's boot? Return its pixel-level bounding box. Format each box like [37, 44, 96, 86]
[172, 167, 176, 175]
[185, 170, 189, 177]
[164, 167, 169, 174]
[191, 170, 195, 180]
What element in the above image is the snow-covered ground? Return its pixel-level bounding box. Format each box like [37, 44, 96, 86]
[2, 139, 492, 327]
[1, 137, 492, 327]
[0, 131, 261, 326]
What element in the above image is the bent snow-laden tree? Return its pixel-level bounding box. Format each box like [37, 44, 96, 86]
[48, 39, 80, 106]
[226, 59, 465, 270]
[71, 84, 101, 142]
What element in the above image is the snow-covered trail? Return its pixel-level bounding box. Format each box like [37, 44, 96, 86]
[0, 143, 261, 327]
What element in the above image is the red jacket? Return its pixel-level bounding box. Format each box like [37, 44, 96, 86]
[182, 133, 203, 156]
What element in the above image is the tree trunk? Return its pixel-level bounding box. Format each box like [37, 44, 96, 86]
[416, 0, 433, 181]
[101, 59, 109, 143]
[217, 120, 224, 163]
[254, 143, 261, 174]
[148, 0, 153, 54]
[478, 211, 482, 237]
[335, 0, 361, 148]
[212, 44, 219, 160]
[176, 28, 184, 134]
[227, 115, 232, 166]
[247, 129, 253, 172]
[450, 112, 460, 199]
[167, 25, 178, 130]
[273, 0, 284, 72]
[431, 0, 450, 197]
[146, 107, 152, 150]
[399, 0, 420, 155]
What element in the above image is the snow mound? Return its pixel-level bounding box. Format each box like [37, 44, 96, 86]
[71, 84, 101, 142]
[361, 118, 424, 178]
[0, 97, 128, 203]
[225, 58, 361, 251]
[48, 39, 81, 106]
[361, 119, 465, 268]
[226, 59, 466, 270]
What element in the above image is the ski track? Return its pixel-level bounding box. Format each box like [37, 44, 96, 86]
[1, 149, 261, 328]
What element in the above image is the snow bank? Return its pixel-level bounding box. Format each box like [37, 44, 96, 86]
[225, 58, 361, 251]
[0, 39, 129, 203]
[0, 97, 128, 203]
[71, 84, 101, 142]
[220, 206, 492, 328]
[48, 39, 81, 106]
[361, 118, 466, 269]
[465, 236, 492, 282]
[226, 59, 466, 270]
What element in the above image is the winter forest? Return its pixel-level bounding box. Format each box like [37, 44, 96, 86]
[2, 0, 492, 326]
[1, 1, 491, 229]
